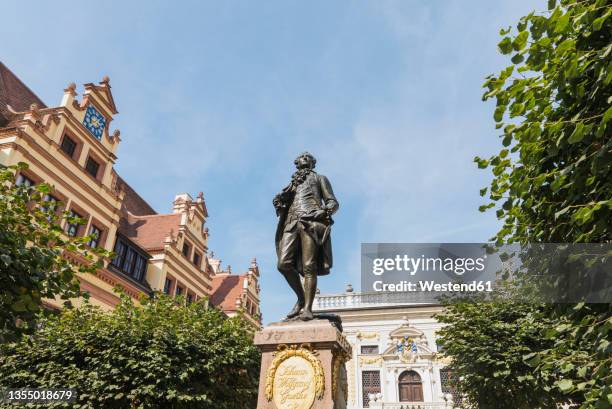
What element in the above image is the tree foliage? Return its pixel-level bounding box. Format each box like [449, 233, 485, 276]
[0, 163, 108, 342]
[438, 1, 611, 408]
[477, 0, 611, 244]
[0, 294, 261, 409]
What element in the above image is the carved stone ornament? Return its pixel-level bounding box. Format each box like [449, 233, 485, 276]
[358, 356, 383, 367]
[356, 331, 379, 341]
[265, 344, 324, 409]
[332, 352, 349, 403]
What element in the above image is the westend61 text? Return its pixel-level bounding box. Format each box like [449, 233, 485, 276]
[372, 280, 493, 293]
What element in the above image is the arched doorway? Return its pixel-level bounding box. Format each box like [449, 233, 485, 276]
[398, 370, 423, 402]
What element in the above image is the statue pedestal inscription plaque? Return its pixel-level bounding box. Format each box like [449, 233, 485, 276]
[255, 319, 351, 409]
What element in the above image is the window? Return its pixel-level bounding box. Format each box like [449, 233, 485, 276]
[88, 225, 102, 248]
[122, 248, 136, 273]
[186, 293, 194, 303]
[16, 174, 35, 187]
[362, 370, 381, 407]
[110, 238, 148, 283]
[398, 371, 423, 402]
[440, 368, 462, 405]
[182, 242, 191, 258]
[361, 345, 379, 355]
[175, 286, 184, 296]
[193, 251, 201, 267]
[133, 256, 146, 281]
[163, 278, 173, 295]
[60, 135, 77, 158]
[42, 194, 59, 220]
[85, 156, 100, 178]
[66, 210, 82, 237]
[113, 240, 127, 266]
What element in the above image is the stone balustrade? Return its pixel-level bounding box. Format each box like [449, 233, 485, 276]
[314, 290, 436, 311]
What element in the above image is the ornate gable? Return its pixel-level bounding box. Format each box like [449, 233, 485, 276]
[383, 323, 435, 363]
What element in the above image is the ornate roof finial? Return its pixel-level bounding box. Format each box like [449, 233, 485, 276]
[101, 75, 110, 84]
[29, 103, 39, 112]
[227, 265, 232, 273]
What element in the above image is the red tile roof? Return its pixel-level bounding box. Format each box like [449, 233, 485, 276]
[117, 176, 157, 216]
[210, 274, 246, 312]
[119, 212, 181, 251]
[0, 61, 46, 125]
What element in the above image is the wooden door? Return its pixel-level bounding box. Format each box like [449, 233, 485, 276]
[398, 371, 423, 402]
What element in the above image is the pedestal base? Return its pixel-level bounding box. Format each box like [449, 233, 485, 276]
[254, 319, 352, 409]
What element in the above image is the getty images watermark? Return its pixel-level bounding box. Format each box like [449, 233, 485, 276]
[361, 243, 612, 304]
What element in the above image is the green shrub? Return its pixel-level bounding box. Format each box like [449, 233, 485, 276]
[0, 294, 260, 409]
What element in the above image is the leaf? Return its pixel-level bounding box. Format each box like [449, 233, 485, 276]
[513, 31, 529, 51]
[567, 123, 585, 144]
[557, 379, 574, 392]
[603, 106, 612, 124]
[498, 37, 513, 54]
[554, 13, 570, 33]
[593, 8, 611, 31]
[494, 105, 506, 122]
[556, 39, 575, 55]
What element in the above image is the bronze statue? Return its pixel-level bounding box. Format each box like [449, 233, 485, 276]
[274, 152, 339, 320]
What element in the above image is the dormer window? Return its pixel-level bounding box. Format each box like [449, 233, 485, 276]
[111, 237, 148, 283]
[85, 156, 100, 179]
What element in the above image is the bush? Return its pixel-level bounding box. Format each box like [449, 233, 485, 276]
[0, 163, 109, 342]
[0, 294, 260, 409]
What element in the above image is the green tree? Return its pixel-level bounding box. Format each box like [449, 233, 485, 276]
[0, 294, 260, 409]
[438, 0, 611, 408]
[0, 163, 107, 343]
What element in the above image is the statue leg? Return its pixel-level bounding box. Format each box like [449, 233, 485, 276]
[299, 224, 318, 320]
[277, 227, 304, 318]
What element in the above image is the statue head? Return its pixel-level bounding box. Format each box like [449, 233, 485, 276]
[294, 152, 316, 170]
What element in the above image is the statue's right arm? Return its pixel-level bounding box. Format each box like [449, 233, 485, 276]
[319, 175, 339, 215]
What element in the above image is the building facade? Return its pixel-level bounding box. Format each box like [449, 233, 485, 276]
[314, 289, 459, 409]
[0, 61, 261, 326]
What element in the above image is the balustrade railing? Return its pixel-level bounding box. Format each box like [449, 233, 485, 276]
[314, 291, 436, 311]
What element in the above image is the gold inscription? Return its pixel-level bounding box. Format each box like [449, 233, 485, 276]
[273, 356, 316, 409]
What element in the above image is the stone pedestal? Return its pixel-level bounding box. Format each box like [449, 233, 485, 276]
[254, 319, 352, 409]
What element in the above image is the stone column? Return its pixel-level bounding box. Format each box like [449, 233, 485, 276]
[254, 319, 352, 409]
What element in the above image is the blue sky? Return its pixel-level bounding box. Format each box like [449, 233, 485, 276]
[2, 0, 541, 323]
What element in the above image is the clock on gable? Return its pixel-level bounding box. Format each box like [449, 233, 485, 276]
[83, 104, 106, 140]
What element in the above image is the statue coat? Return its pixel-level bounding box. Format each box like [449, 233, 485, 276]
[274, 173, 338, 276]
